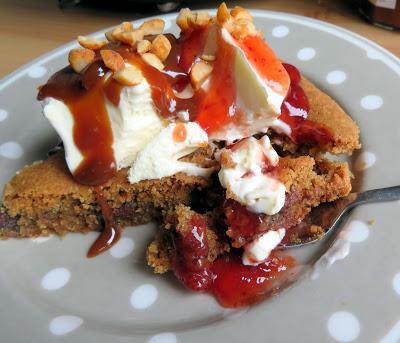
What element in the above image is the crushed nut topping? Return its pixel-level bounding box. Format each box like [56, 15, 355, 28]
[230, 6, 253, 21]
[217, 2, 258, 39]
[188, 11, 212, 29]
[68, 6, 257, 77]
[230, 19, 258, 39]
[121, 21, 134, 31]
[190, 60, 213, 90]
[177, 8, 211, 31]
[116, 29, 144, 47]
[217, 3, 231, 24]
[176, 8, 192, 31]
[139, 19, 165, 36]
[100, 50, 125, 71]
[137, 39, 152, 54]
[77, 36, 108, 50]
[141, 53, 164, 71]
[68, 48, 95, 73]
[109, 21, 135, 42]
[113, 64, 143, 86]
[150, 35, 172, 61]
[104, 30, 116, 42]
[108, 21, 134, 42]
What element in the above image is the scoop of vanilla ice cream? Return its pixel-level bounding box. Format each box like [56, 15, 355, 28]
[128, 122, 214, 183]
[218, 135, 286, 215]
[209, 28, 289, 141]
[42, 71, 166, 174]
[42, 98, 84, 173]
[105, 78, 167, 169]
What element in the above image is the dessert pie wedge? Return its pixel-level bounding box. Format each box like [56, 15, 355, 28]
[0, 4, 360, 307]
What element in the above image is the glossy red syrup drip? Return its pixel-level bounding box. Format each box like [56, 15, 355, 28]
[172, 213, 297, 307]
[87, 189, 121, 257]
[173, 214, 213, 291]
[178, 28, 211, 73]
[194, 31, 238, 135]
[280, 63, 334, 145]
[224, 199, 265, 247]
[238, 35, 290, 98]
[211, 252, 295, 308]
[38, 61, 117, 185]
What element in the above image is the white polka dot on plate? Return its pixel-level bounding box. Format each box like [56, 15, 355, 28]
[345, 220, 369, 243]
[354, 151, 376, 171]
[393, 273, 400, 296]
[0, 141, 23, 159]
[41, 267, 71, 290]
[0, 109, 8, 122]
[130, 284, 158, 310]
[297, 47, 316, 61]
[328, 311, 360, 342]
[109, 237, 134, 258]
[360, 95, 383, 110]
[27, 65, 47, 78]
[366, 48, 381, 60]
[49, 315, 83, 336]
[148, 332, 177, 343]
[326, 70, 347, 85]
[272, 25, 289, 38]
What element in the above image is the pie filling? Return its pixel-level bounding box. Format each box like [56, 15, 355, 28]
[1, 4, 360, 308]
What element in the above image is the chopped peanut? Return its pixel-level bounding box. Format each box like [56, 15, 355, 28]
[141, 53, 164, 70]
[109, 22, 134, 41]
[139, 19, 165, 36]
[77, 36, 108, 50]
[176, 8, 192, 31]
[137, 40, 152, 54]
[100, 50, 125, 71]
[68, 48, 95, 73]
[217, 2, 230, 24]
[188, 11, 211, 29]
[111, 26, 125, 41]
[200, 54, 216, 62]
[190, 60, 213, 90]
[230, 19, 258, 39]
[113, 65, 143, 86]
[230, 6, 253, 21]
[121, 21, 134, 31]
[150, 35, 171, 61]
[105, 30, 116, 42]
[117, 29, 144, 46]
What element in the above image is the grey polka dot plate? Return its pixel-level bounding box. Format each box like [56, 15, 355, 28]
[1, 10, 400, 343]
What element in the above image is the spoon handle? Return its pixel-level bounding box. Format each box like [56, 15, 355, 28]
[353, 186, 400, 207]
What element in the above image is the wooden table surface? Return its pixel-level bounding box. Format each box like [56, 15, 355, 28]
[0, 0, 399, 78]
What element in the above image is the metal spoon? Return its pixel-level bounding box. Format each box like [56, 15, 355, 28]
[282, 186, 400, 248]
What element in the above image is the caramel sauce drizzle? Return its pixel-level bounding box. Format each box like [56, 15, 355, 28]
[87, 189, 121, 258]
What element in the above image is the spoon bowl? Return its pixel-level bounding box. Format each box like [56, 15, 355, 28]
[281, 186, 400, 248]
